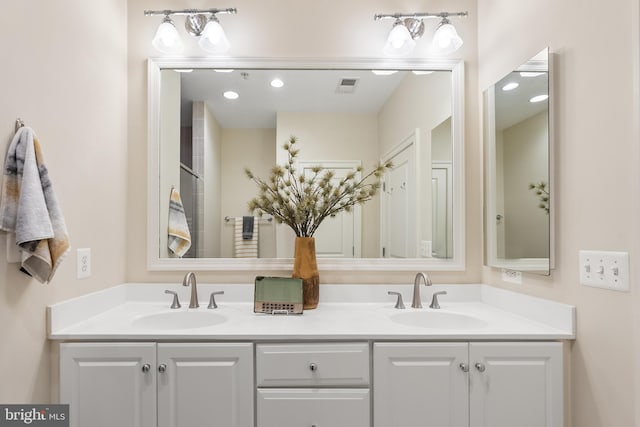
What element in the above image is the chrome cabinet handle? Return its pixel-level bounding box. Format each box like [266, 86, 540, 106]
[475, 362, 486, 372]
[142, 363, 151, 373]
[158, 364, 167, 373]
[459, 363, 469, 372]
[309, 363, 318, 372]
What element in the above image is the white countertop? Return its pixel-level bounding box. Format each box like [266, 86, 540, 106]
[48, 283, 575, 341]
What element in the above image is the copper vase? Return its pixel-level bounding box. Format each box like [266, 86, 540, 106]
[292, 237, 320, 309]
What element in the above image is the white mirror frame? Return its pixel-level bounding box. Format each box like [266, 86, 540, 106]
[147, 57, 465, 271]
[484, 51, 554, 273]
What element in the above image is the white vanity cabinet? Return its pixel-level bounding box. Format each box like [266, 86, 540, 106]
[60, 342, 253, 427]
[374, 342, 563, 427]
[60, 342, 157, 427]
[255, 343, 370, 427]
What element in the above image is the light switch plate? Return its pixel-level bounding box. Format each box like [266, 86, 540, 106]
[579, 250, 629, 292]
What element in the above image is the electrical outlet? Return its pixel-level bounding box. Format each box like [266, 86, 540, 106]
[77, 248, 91, 279]
[579, 250, 629, 292]
[502, 269, 522, 284]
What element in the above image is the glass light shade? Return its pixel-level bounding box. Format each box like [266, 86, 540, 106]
[198, 19, 230, 53]
[431, 22, 463, 54]
[152, 19, 183, 54]
[383, 22, 416, 56]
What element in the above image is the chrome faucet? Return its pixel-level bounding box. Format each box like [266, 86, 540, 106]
[411, 272, 432, 308]
[182, 272, 199, 308]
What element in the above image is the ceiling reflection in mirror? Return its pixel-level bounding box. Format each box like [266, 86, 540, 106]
[155, 63, 461, 265]
[484, 48, 551, 274]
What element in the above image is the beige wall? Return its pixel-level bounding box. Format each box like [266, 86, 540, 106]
[203, 104, 222, 257]
[220, 128, 277, 258]
[500, 111, 549, 258]
[159, 70, 181, 258]
[478, 0, 639, 426]
[126, 0, 481, 284]
[378, 71, 453, 249]
[276, 112, 380, 258]
[0, 0, 128, 402]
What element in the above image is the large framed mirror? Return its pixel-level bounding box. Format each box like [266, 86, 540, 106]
[484, 48, 553, 275]
[147, 58, 465, 271]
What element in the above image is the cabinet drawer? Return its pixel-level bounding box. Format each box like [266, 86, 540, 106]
[257, 389, 370, 427]
[256, 343, 370, 386]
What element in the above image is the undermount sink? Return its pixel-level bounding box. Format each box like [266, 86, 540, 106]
[390, 311, 488, 330]
[131, 311, 227, 330]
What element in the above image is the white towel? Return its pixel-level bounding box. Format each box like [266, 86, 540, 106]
[167, 187, 191, 257]
[234, 216, 258, 258]
[0, 127, 70, 283]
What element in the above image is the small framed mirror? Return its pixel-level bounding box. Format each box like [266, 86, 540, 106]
[484, 48, 553, 275]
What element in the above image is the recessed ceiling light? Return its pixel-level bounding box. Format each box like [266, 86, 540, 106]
[270, 78, 284, 88]
[502, 82, 519, 91]
[372, 70, 398, 76]
[520, 71, 545, 78]
[412, 70, 434, 75]
[529, 94, 549, 103]
[175, 69, 193, 73]
[214, 69, 234, 73]
[223, 91, 239, 100]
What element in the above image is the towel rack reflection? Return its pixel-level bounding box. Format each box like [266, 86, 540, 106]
[224, 216, 273, 223]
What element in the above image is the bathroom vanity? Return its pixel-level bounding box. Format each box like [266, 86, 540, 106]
[49, 284, 574, 427]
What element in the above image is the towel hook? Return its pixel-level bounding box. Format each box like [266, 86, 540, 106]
[15, 118, 25, 133]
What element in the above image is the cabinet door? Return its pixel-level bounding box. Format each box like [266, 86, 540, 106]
[374, 342, 469, 427]
[157, 343, 253, 427]
[60, 342, 157, 427]
[257, 389, 370, 427]
[469, 342, 563, 427]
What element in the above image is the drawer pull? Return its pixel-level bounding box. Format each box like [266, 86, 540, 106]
[309, 362, 318, 372]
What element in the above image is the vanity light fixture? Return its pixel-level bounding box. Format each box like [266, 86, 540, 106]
[145, 8, 237, 54]
[374, 11, 468, 56]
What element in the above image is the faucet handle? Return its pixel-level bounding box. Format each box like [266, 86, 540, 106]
[387, 291, 405, 309]
[164, 290, 181, 309]
[429, 291, 447, 309]
[207, 291, 225, 309]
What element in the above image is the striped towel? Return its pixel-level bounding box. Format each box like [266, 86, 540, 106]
[234, 216, 258, 258]
[167, 187, 191, 257]
[0, 127, 70, 284]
